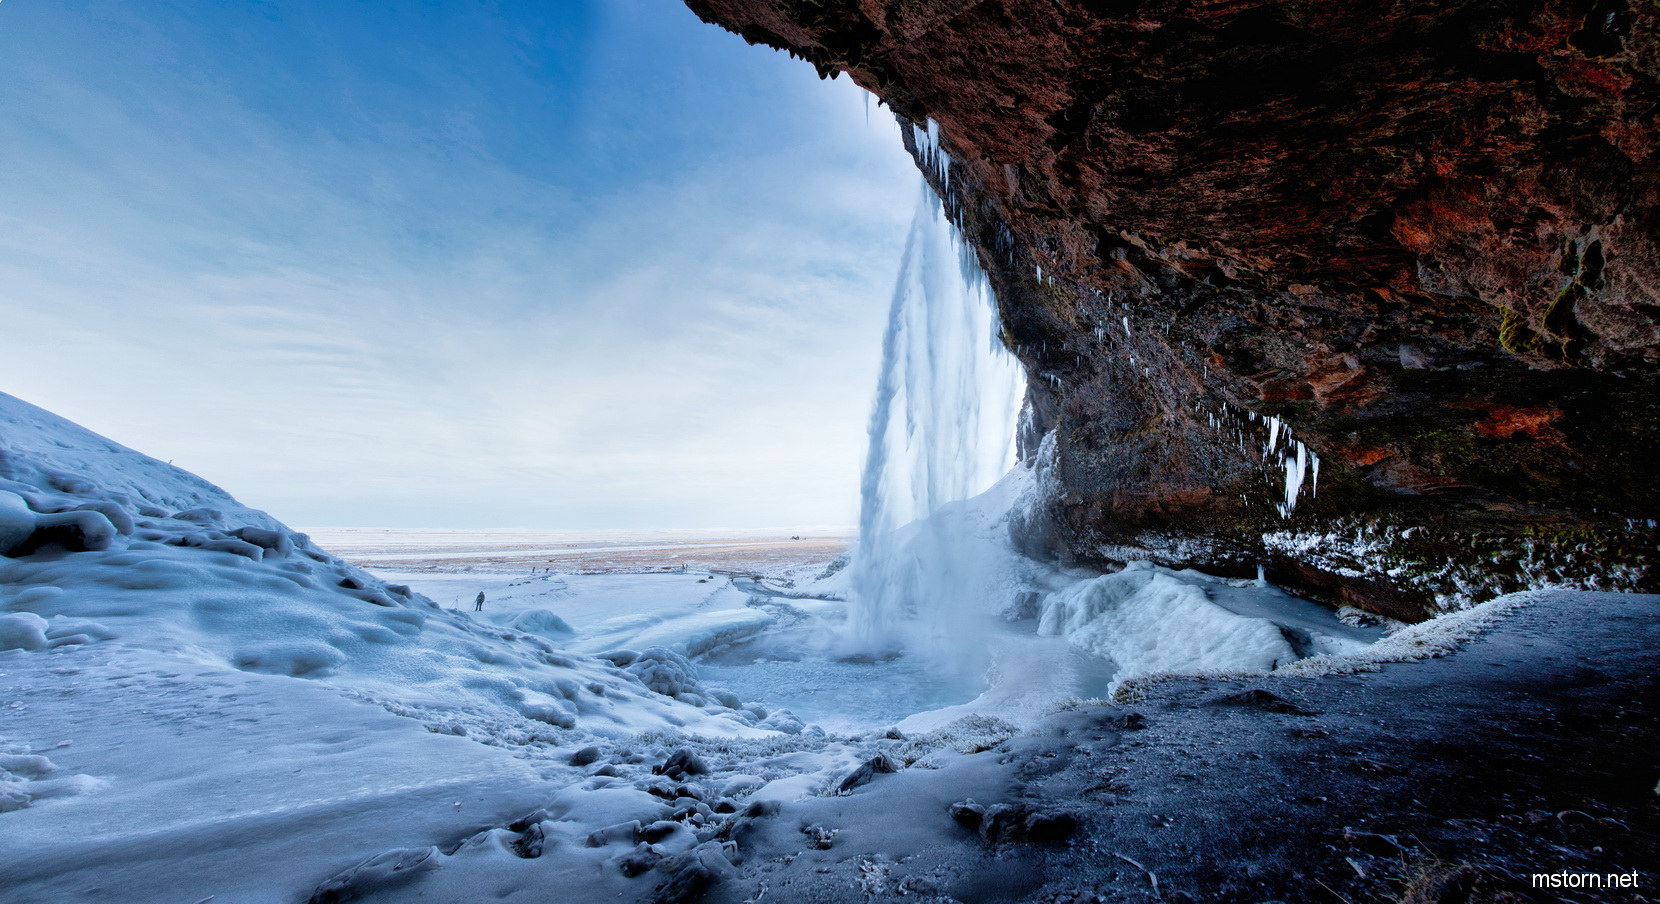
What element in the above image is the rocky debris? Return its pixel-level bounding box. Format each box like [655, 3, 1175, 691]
[569, 745, 602, 767]
[802, 823, 839, 850]
[949, 799, 1080, 844]
[653, 748, 710, 781]
[683, 0, 1660, 618]
[834, 751, 900, 793]
[1208, 688, 1320, 716]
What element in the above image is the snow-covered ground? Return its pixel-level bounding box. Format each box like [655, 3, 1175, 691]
[6, 388, 1578, 904]
[0, 391, 812, 902]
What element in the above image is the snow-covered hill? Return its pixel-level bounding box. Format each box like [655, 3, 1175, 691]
[0, 390, 811, 902]
[0, 390, 787, 739]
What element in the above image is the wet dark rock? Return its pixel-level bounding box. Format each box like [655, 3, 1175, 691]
[835, 751, 900, 793]
[653, 861, 718, 904]
[507, 809, 550, 833]
[638, 820, 681, 844]
[950, 799, 1079, 844]
[655, 748, 710, 781]
[510, 822, 545, 859]
[1209, 689, 1320, 716]
[569, 745, 602, 767]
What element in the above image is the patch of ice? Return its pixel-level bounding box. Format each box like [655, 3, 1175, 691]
[1039, 561, 1298, 678]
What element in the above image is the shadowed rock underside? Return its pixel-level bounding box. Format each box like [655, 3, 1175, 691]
[686, 0, 1660, 619]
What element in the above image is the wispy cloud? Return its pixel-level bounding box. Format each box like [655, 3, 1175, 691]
[0, 0, 918, 528]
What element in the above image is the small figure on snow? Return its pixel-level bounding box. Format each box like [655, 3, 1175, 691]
[474, 591, 485, 612]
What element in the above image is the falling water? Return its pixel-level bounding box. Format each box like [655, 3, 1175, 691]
[846, 181, 1026, 654]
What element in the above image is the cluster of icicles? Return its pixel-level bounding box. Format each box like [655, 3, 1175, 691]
[1199, 401, 1321, 517]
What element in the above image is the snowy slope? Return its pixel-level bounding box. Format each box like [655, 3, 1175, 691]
[0, 390, 782, 738]
[0, 390, 812, 902]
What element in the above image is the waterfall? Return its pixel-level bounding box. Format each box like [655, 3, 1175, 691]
[847, 181, 1025, 654]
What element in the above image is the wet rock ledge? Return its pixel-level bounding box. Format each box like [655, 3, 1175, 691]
[684, 0, 1660, 619]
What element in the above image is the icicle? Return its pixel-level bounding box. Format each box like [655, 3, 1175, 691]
[1280, 441, 1308, 516]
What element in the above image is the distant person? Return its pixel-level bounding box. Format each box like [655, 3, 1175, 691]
[474, 591, 485, 612]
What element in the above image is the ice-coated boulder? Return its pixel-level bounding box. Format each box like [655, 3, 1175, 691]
[0, 491, 37, 555]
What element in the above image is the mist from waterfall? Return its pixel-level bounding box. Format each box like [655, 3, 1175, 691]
[847, 181, 1026, 658]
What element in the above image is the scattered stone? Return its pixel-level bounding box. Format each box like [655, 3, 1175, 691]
[508, 809, 550, 832]
[802, 824, 838, 850]
[655, 748, 710, 781]
[1341, 827, 1405, 856]
[569, 745, 601, 767]
[1106, 712, 1148, 731]
[1211, 689, 1319, 716]
[638, 820, 680, 843]
[950, 799, 1078, 844]
[836, 751, 900, 793]
[511, 822, 545, 859]
[615, 842, 664, 877]
[653, 861, 718, 904]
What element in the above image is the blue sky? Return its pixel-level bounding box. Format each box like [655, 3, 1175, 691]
[0, 0, 920, 528]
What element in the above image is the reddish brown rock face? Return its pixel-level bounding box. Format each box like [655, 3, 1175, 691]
[686, 0, 1660, 617]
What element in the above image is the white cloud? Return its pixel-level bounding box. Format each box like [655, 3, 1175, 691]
[0, 2, 920, 528]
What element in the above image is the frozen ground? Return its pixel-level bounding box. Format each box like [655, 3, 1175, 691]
[3, 389, 1649, 903]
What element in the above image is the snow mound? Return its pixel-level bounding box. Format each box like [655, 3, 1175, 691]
[1040, 561, 1297, 676]
[497, 608, 575, 640]
[0, 391, 776, 740]
[1037, 560, 1385, 686]
[0, 740, 105, 812]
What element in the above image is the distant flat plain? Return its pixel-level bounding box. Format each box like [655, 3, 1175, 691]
[302, 527, 853, 574]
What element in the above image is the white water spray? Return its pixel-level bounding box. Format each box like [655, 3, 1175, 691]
[847, 182, 1025, 653]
